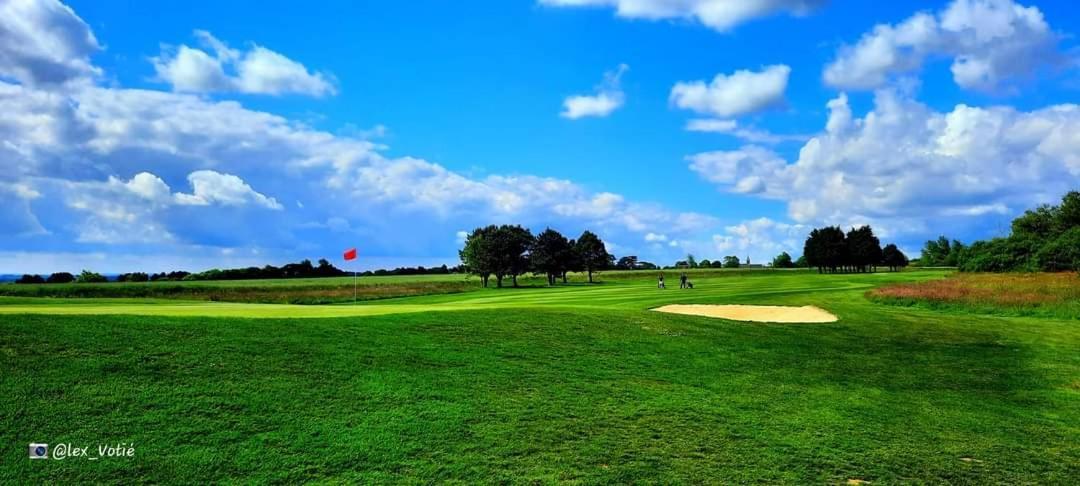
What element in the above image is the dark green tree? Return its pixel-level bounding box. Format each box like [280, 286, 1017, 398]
[1035, 227, 1080, 271]
[574, 230, 613, 283]
[46, 272, 75, 284]
[722, 255, 740, 268]
[531, 228, 572, 285]
[490, 225, 534, 287]
[459, 225, 498, 287]
[76, 270, 107, 283]
[881, 244, 909, 272]
[615, 255, 639, 270]
[15, 274, 45, 284]
[771, 252, 794, 268]
[846, 225, 882, 272]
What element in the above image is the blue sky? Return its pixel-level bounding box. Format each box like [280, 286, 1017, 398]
[1, 0, 1078, 273]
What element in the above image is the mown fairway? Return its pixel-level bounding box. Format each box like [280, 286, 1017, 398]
[2, 270, 1078, 483]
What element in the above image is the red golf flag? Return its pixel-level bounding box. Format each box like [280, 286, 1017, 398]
[343, 248, 357, 261]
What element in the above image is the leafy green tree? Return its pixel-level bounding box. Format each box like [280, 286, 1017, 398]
[1035, 227, 1080, 272]
[686, 254, 698, 268]
[117, 272, 150, 282]
[794, 255, 808, 268]
[490, 225, 534, 287]
[699, 259, 712, 268]
[771, 252, 794, 268]
[805, 226, 847, 273]
[459, 225, 498, 287]
[76, 270, 108, 283]
[846, 225, 882, 272]
[615, 255, 639, 270]
[531, 228, 572, 285]
[574, 230, 613, 283]
[722, 255, 740, 268]
[921, 236, 952, 266]
[881, 244, 909, 272]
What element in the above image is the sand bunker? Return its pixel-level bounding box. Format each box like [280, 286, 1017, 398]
[652, 304, 838, 323]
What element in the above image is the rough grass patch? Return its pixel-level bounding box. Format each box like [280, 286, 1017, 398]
[868, 272, 1080, 319]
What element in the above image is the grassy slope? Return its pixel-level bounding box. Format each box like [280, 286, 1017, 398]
[2, 270, 1078, 483]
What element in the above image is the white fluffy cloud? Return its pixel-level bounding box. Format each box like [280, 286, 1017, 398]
[689, 89, 1080, 238]
[175, 170, 283, 209]
[711, 217, 807, 261]
[152, 30, 336, 97]
[823, 0, 1065, 91]
[0, 0, 100, 87]
[685, 118, 808, 144]
[0, 1, 716, 268]
[670, 65, 790, 117]
[539, 0, 824, 32]
[561, 64, 628, 119]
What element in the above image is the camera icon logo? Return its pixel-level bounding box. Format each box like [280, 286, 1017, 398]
[29, 443, 48, 459]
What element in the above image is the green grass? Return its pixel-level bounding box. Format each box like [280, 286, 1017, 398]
[2, 270, 1078, 483]
[0, 273, 478, 304]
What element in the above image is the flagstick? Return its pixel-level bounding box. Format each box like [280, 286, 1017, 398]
[353, 268, 357, 304]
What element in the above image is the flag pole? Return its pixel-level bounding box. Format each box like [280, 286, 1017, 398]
[353, 268, 357, 304]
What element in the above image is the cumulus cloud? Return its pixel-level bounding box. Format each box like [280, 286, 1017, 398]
[152, 30, 336, 97]
[561, 64, 628, 119]
[174, 170, 283, 209]
[689, 89, 1080, 239]
[711, 217, 808, 261]
[685, 118, 808, 144]
[2, 44, 711, 267]
[539, 0, 824, 32]
[670, 65, 790, 117]
[0, 0, 100, 87]
[823, 0, 1065, 91]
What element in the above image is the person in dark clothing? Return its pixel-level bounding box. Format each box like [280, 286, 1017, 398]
[658, 273, 666, 289]
[679, 273, 687, 289]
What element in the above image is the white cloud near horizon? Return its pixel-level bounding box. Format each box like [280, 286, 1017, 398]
[824, 0, 1066, 92]
[689, 89, 1080, 239]
[561, 64, 628, 119]
[539, 0, 825, 32]
[0, 2, 717, 271]
[670, 65, 790, 118]
[152, 30, 337, 97]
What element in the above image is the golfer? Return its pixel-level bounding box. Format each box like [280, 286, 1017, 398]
[680, 273, 688, 289]
[658, 273, 666, 289]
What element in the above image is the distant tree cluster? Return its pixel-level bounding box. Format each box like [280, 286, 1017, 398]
[359, 264, 463, 277]
[936, 191, 1079, 272]
[920, 237, 966, 267]
[180, 259, 347, 281]
[803, 225, 908, 273]
[459, 226, 613, 287]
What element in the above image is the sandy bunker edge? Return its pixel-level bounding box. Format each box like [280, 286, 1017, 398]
[651, 304, 839, 323]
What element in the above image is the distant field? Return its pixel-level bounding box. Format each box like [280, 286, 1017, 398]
[3, 269, 1078, 483]
[0, 273, 478, 304]
[0, 268, 810, 304]
[869, 272, 1080, 319]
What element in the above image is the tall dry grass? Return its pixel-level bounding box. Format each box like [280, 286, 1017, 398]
[869, 272, 1080, 318]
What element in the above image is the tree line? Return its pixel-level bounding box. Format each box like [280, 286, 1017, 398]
[924, 191, 1079, 272]
[459, 226, 613, 287]
[14, 259, 350, 284]
[803, 225, 909, 273]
